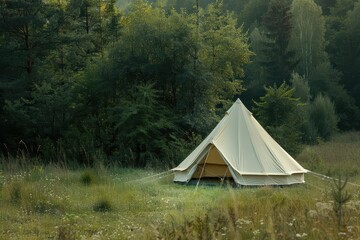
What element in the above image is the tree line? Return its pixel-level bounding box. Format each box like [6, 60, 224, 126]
[0, 0, 359, 167]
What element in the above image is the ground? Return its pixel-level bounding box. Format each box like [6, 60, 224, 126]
[0, 132, 360, 239]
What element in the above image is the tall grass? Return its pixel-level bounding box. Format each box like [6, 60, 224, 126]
[297, 131, 360, 177]
[0, 132, 359, 239]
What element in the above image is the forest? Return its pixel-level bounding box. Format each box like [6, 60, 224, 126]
[1, 0, 360, 168]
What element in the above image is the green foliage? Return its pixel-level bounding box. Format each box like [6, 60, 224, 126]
[200, 1, 251, 107]
[326, 0, 360, 99]
[26, 165, 45, 182]
[327, 1, 360, 113]
[261, 0, 297, 85]
[314, 0, 336, 15]
[66, 0, 252, 167]
[167, 132, 203, 166]
[93, 198, 113, 212]
[241, 27, 269, 106]
[308, 61, 341, 96]
[308, 61, 359, 130]
[290, 72, 311, 103]
[1, 0, 360, 166]
[254, 82, 300, 127]
[238, 0, 270, 30]
[290, 0, 327, 78]
[307, 94, 338, 142]
[331, 175, 352, 227]
[107, 82, 175, 167]
[56, 225, 77, 240]
[8, 181, 22, 204]
[253, 82, 304, 154]
[80, 169, 97, 185]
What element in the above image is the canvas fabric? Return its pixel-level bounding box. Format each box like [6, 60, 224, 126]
[172, 99, 308, 186]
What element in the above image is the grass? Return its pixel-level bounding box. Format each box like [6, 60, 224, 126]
[0, 132, 360, 239]
[298, 132, 360, 179]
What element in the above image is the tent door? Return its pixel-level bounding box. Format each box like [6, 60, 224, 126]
[192, 146, 233, 179]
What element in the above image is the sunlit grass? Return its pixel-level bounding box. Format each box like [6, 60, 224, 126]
[0, 132, 360, 239]
[297, 131, 360, 176]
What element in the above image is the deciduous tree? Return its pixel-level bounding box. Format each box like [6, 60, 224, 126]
[290, 0, 326, 78]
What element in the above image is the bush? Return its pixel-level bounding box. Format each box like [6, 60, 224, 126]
[8, 181, 22, 204]
[307, 94, 339, 141]
[93, 198, 113, 212]
[56, 225, 77, 240]
[80, 169, 97, 185]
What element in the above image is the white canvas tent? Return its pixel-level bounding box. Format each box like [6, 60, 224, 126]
[172, 99, 308, 186]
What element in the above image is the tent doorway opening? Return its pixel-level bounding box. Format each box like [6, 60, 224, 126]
[191, 145, 235, 186]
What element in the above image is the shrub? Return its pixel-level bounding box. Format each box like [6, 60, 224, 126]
[56, 214, 80, 240]
[307, 94, 339, 141]
[80, 169, 97, 185]
[93, 198, 113, 212]
[9, 181, 22, 204]
[56, 225, 77, 240]
[3, 179, 25, 204]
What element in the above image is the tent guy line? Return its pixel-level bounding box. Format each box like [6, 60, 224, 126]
[122, 170, 174, 184]
[308, 171, 360, 188]
[120, 168, 360, 189]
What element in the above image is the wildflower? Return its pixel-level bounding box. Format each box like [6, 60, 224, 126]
[288, 218, 296, 226]
[235, 218, 252, 226]
[296, 233, 308, 238]
[307, 210, 318, 218]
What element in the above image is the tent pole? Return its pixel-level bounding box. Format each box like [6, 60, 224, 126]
[195, 146, 212, 190]
[221, 167, 229, 185]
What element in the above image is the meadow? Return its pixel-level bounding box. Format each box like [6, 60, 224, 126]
[1, 132, 360, 239]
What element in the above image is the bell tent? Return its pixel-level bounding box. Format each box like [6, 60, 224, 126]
[172, 99, 308, 186]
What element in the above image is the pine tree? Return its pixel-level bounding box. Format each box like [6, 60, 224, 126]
[253, 82, 304, 154]
[261, 0, 297, 85]
[0, 0, 67, 149]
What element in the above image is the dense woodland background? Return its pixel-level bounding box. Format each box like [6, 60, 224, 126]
[0, 0, 359, 168]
